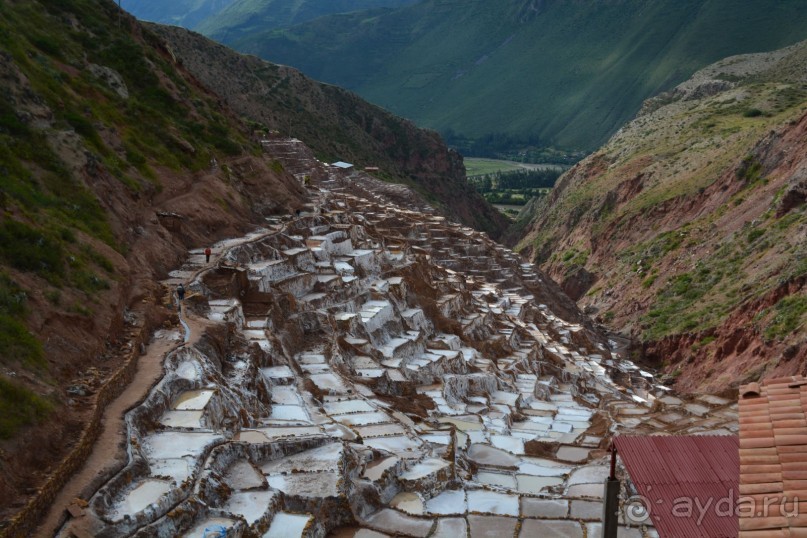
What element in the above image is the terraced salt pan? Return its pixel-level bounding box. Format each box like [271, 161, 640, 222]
[491, 435, 525, 454]
[269, 405, 309, 422]
[333, 412, 391, 426]
[159, 410, 204, 429]
[264, 512, 312, 538]
[426, 489, 467, 515]
[263, 444, 343, 475]
[363, 456, 399, 481]
[223, 460, 265, 490]
[567, 464, 609, 486]
[150, 459, 193, 482]
[433, 518, 467, 538]
[364, 508, 433, 538]
[173, 389, 215, 410]
[225, 490, 276, 524]
[271, 386, 303, 405]
[517, 474, 564, 493]
[421, 433, 451, 445]
[556, 446, 591, 463]
[112, 479, 171, 519]
[400, 458, 449, 480]
[267, 472, 340, 497]
[468, 444, 519, 467]
[255, 425, 323, 440]
[309, 373, 349, 393]
[323, 399, 375, 415]
[390, 492, 425, 515]
[355, 423, 407, 438]
[261, 366, 294, 381]
[143, 431, 222, 460]
[518, 459, 571, 476]
[476, 471, 517, 489]
[364, 435, 422, 456]
[519, 519, 584, 537]
[466, 490, 519, 516]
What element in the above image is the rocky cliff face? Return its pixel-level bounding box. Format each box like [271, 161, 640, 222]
[149, 24, 509, 239]
[513, 42, 807, 392]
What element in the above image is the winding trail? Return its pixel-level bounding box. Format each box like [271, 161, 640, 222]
[34, 306, 207, 537]
[34, 221, 297, 537]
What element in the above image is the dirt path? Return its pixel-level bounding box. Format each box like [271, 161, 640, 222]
[33, 225, 291, 537]
[34, 310, 208, 538]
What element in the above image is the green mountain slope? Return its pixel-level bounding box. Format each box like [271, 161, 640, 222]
[120, 0, 235, 27]
[217, 0, 807, 152]
[0, 0, 503, 522]
[151, 23, 509, 237]
[196, 0, 416, 42]
[513, 41, 807, 392]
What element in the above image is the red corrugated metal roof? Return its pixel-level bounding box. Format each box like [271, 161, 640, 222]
[613, 435, 739, 538]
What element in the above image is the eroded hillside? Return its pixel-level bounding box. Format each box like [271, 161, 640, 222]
[514, 42, 807, 392]
[0, 0, 502, 526]
[148, 24, 508, 239]
[0, 0, 307, 521]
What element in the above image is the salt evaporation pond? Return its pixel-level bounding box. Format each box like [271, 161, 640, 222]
[224, 490, 276, 525]
[159, 410, 204, 429]
[173, 389, 215, 410]
[390, 492, 425, 515]
[466, 490, 519, 516]
[426, 490, 467, 515]
[112, 479, 171, 520]
[143, 431, 222, 459]
[264, 512, 312, 538]
[363, 456, 399, 481]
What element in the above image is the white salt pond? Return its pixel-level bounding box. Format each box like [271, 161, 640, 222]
[467, 444, 519, 467]
[466, 490, 519, 516]
[400, 458, 449, 481]
[269, 405, 309, 421]
[264, 512, 312, 538]
[173, 389, 215, 411]
[517, 474, 564, 493]
[323, 399, 375, 415]
[261, 366, 295, 381]
[112, 479, 171, 519]
[143, 432, 222, 460]
[159, 410, 204, 429]
[390, 492, 425, 515]
[223, 460, 265, 490]
[426, 490, 467, 515]
[266, 472, 340, 497]
[149, 458, 194, 483]
[476, 471, 517, 489]
[271, 386, 303, 405]
[224, 490, 276, 525]
[262, 443, 343, 474]
[363, 435, 422, 456]
[363, 456, 399, 481]
[333, 412, 390, 426]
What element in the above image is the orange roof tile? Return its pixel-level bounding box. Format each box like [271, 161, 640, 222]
[740, 375, 807, 537]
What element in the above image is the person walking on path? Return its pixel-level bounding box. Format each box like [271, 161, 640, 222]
[176, 283, 185, 309]
[204, 247, 212, 263]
